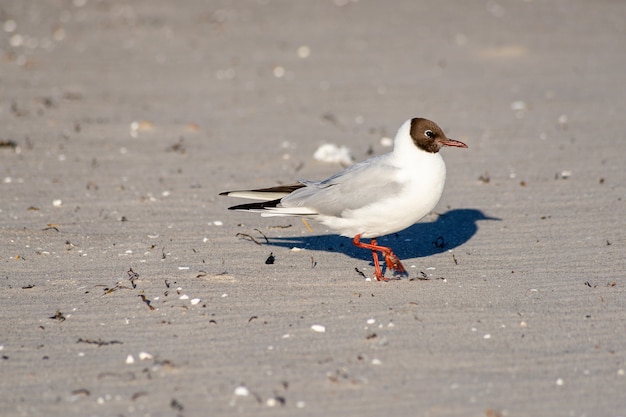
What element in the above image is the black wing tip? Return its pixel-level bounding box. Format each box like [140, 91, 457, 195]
[220, 183, 306, 197]
[227, 199, 282, 211]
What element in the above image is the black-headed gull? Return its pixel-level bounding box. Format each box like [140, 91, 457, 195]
[220, 118, 468, 281]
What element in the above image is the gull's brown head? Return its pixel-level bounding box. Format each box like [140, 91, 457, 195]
[409, 118, 468, 153]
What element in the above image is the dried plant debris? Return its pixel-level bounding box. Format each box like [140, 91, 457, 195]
[99, 268, 185, 309]
[97, 371, 136, 382]
[167, 137, 186, 153]
[0, 140, 18, 149]
[49, 309, 66, 322]
[478, 171, 490, 183]
[354, 268, 367, 279]
[170, 398, 184, 412]
[254, 228, 269, 243]
[585, 281, 617, 288]
[235, 232, 262, 245]
[77, 338, 123, 347]
[70, 389, 91, 399]
[235, 228, 270, 245]
[99, 282, 133, 295]
[268, 224, 292, 229]
[139, 294, 155, 310]
[432, 236, 447, 249]
[409, 272, 445, 282]
[131, 392, 148, 401]
[127, 268, 139, 288]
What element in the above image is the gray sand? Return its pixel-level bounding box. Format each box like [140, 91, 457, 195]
[1, 1, 625, 416]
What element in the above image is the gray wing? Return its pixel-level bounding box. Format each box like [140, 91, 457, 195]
[280, 155, 404, 217]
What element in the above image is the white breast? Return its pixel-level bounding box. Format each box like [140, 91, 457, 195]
[318, 151, 447, 238]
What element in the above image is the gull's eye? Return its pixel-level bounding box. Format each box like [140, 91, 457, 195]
[424, 130, 434, 138]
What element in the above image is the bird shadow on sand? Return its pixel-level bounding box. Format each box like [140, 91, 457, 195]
[259, 208, 499, 265]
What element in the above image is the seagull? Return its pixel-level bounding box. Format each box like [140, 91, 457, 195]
[220, 118, 468, 281]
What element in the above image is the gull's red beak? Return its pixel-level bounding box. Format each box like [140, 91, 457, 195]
[440, 138, 468, 148]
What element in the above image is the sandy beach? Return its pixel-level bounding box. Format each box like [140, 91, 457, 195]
[1, 1, 625, 416]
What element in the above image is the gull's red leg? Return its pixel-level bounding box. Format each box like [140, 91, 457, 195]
[352, 234, 407, 279]
[382, 250, 406, 274]
[353, 234, 388, 281]
[369, 238, 386, 281]
[372, 239, 387, 281]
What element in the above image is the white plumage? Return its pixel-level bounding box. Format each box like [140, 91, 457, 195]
[221, 117, 467, 281]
